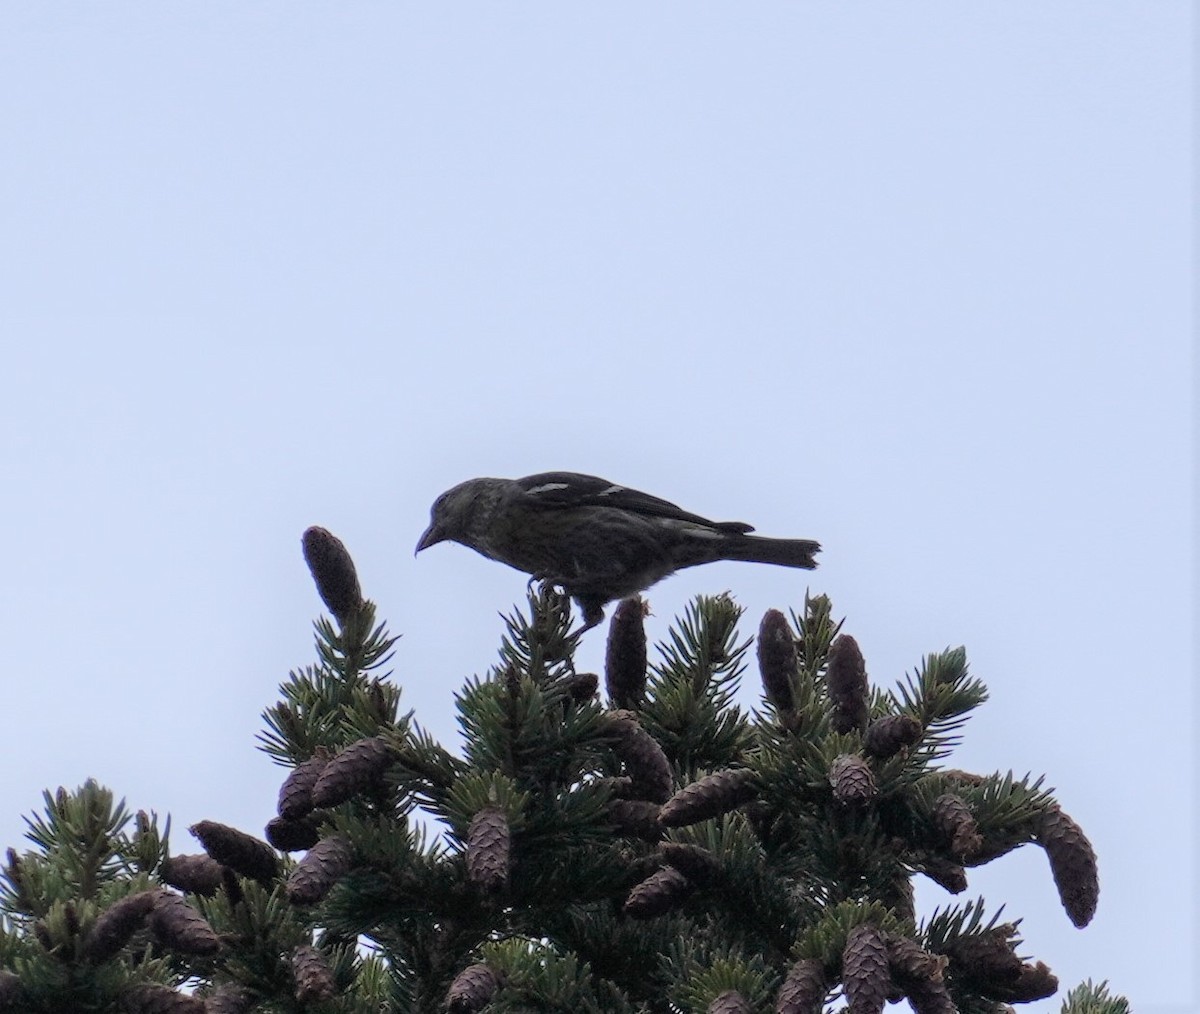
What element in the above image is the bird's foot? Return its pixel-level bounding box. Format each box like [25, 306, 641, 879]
[564, 599, 605, 642]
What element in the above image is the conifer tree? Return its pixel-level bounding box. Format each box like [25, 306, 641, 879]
[0, 525, 1116, 1014]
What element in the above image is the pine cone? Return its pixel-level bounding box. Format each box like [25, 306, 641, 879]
[829, 754, 876, 805]
[555, 671, 599, 703]
[160, 854, 225, 896]
[311, 734, 395, 807]
[606, 597, 648, 709]
[944, 924, 1022, 988]
[603, 711, 673, 803]
[659, 768, 759, 827]
[658, 842, 721, 885]
[593, 775, 635, 799]
[607, 799, 664, 841]
[3, 850, 29, 913]
[990, 961, 1058, 1003]
[220, 867, 243, 907]
[899, 982, 956, 1014]
[886, 936, 954, 1014]
[466, 806, 511, 894]
[623, 864, 692, 919]
[775, 958, 826, 1014]
[1035, 805, 1099, 927]
[918, 856, 968, 894]
[941, 768, 987, 786]
[265, 814, 321, 853]
[121, 983, 207, 1014]
[886, 934, 947, 986]
[83, 890, 157, 963]
[190, 822, 279, 884]
[863, 715, 922, 758]
[757, 609, 798, 714]
[148, 891, 220, 956]
[933, 793, 982, 860]
[447, 963, 500, 1013]
[826, 634, 869, 733]
[32, 921, 52, 952]
[708, 990, 751, 1014]
[277, 752, 330, 820]
[286, 835, 353, 905]
[0, 970, 20, 1007]
[842, 924, 891, 1014]
[301, 526, 362, 624]
[291, 944, 336, 1003]
[200, 985, 254, 1014]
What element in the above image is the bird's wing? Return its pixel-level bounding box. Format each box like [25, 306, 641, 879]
[514, 472, 754, 534]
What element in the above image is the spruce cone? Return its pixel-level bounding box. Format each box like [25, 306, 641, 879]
[466, 806, 511, 894]
[277, 752, 330, 820]
[918, 856, 967, 894]
[148, 891, 220, 956]
[593, 775, 635, 799]
[286, 835, 353, 905]
[160, 854, 225, 896]
[900, 980, 956, 1014]
[944, 924, 1022, 987]
[291, 944, 336, 1003]
[776, 958, 826, 1014]
[709, 990, 751, 1014]
[220, 867, 243, 907]
[604, 711, 673, 803]
[658, 842, 721, 885]
[1035, 805, 1099, 927]
[301, 526, 362, 624]
[447, 963, 500, 1013]
[605, 597, 648, 709]
[556, 671, 599, 703]
[0, 970, 19, 1007]
[942, 768, 987, 787]
[990, 961, 1058, 1002]
[311, 734, 395, 807]
[265, 814, 321, 853]
[886, 934, 947, 986]
[201, 985, 254, 1014]
[757, 609, 798, 714]
[886, 936, 954, 1014]
[659, 768, 760, 827]
[32, 921, 51, 952]
[826, 634, 869, 733]
[863, 715, 922, 758]
[624, 864, 692, 919]
[607, 799, 664, 840]
[121, 983, 207, 1014]
[842, 924, 891, 1014]
[190, 822, 279, 884]
[829, 754, 876, 805]
[968, 829, 1027, 865]
[83, 890, 157, 963]
[933, 793, 982, 860]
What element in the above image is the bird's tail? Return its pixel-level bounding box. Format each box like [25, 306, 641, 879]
[720, 535, 821, 570]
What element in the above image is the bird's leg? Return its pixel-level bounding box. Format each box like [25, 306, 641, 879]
[566, 596, 606, 639]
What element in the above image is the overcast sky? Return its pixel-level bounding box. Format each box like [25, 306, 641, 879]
[0, 5, 1192, 1011]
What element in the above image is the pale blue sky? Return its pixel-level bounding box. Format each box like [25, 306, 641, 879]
[0, 5, 1193, 1011]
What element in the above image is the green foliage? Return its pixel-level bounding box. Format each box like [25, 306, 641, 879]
[0, 541, 1120, 1014]
[1060, 980, 1131, 1014]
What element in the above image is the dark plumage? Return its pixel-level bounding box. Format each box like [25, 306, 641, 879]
[416, 472, 821, 631]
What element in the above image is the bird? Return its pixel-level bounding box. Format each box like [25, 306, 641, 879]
[416, 471, 820, 631]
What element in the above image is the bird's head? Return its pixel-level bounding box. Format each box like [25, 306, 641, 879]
[415, 478, 496, 555]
